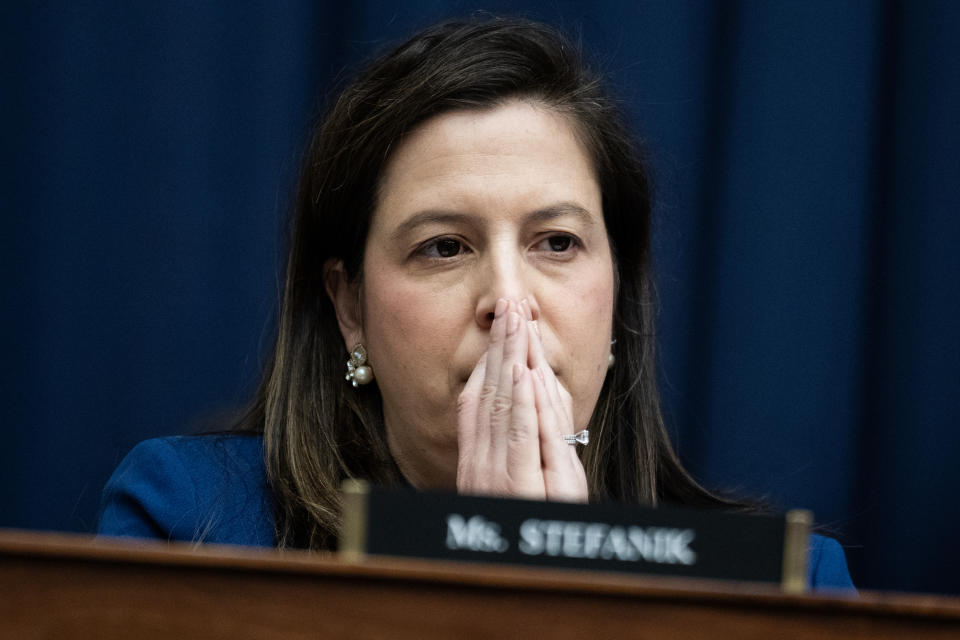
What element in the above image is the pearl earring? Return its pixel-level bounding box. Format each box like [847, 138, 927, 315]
[346, 343, 374, 387]
[608, 339, 616, 368]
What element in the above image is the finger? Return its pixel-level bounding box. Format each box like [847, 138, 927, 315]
[532, 367, 565, 467]
[506, 363, 542, 497]
[553, 383, 581, 468]
[456, 352, 487, 469]
[526, 319, 572, 438]
[490, 307, 528, 463]
[532, 368, 587, 502]
[525, 319, 563, 419]
[526, 318, 546, 371]
[519, 298, 533, 322]
[478, 298, 509, 453]
[527, 324, 571, 437]
[525, 322, 586, 501]
[557, 383, 576, 429]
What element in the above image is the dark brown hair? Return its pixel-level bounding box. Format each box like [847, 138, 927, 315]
[239, 17, 739, 549]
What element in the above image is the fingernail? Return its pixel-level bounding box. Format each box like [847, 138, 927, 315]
[495, 298, 507, 318]
[536, 367, 546, 381]
[519, 298, 530, 320]
[513, 362, 523, 384]
[531, 319, 540, 336]
[507, 311, 520, 335]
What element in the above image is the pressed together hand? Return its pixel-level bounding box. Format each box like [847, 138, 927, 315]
[456, 298, 589, 502]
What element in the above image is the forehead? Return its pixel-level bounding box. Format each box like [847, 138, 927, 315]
[373, 100, 601, 226]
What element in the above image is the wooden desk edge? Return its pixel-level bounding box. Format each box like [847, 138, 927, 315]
[2, 528, 957, 620]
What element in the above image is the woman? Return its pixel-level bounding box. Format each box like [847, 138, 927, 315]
[99, 17, 853, 589]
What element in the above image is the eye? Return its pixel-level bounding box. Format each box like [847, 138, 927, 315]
[418, 237, 466, 259]
[536, 234, 579, 254]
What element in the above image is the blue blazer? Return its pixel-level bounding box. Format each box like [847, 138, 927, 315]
[98, 435, 856, 591]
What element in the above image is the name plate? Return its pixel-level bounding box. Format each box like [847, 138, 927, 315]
[340, 481, 812, 592]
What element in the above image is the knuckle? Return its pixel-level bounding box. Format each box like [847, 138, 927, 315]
[480, 383, 499, 402]
[506, 424, 531, 446]
[491, 395, 513, 418]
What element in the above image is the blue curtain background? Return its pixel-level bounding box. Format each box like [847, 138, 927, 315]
[3, 1, 958, 595]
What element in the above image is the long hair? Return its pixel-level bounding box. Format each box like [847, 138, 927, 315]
[238, 17, 740, 549]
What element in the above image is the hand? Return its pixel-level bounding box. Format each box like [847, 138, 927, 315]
[456, 298, 589, 502]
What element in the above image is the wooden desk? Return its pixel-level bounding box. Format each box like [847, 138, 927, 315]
[2, 529, 958, 639]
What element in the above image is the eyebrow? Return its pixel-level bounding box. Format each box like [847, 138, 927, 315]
[390, 202, 596, 241]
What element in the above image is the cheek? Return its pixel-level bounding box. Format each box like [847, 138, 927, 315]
[361, 276, 465, 389]
[560, 266, 615, 349]
[363, 280, 425, 363]
[552, 271, 615, 423]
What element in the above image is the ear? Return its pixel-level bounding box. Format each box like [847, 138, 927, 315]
[323, 258, 363, 350]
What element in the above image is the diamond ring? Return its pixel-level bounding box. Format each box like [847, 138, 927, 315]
[563, 430, 589, 445]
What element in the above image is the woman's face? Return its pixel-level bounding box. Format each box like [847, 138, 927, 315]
[341, 100, 615, 489]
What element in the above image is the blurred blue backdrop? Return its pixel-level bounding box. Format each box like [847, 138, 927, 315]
[3, 1, 958, 594]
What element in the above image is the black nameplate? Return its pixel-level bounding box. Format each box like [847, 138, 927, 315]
[340, 482, 811, 592]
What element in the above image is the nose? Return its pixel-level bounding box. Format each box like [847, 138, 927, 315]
[473, 249, 541, 330]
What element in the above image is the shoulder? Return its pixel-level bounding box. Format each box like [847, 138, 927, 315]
[97, 434, 274, 547]
[808, 533, 856, 592]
